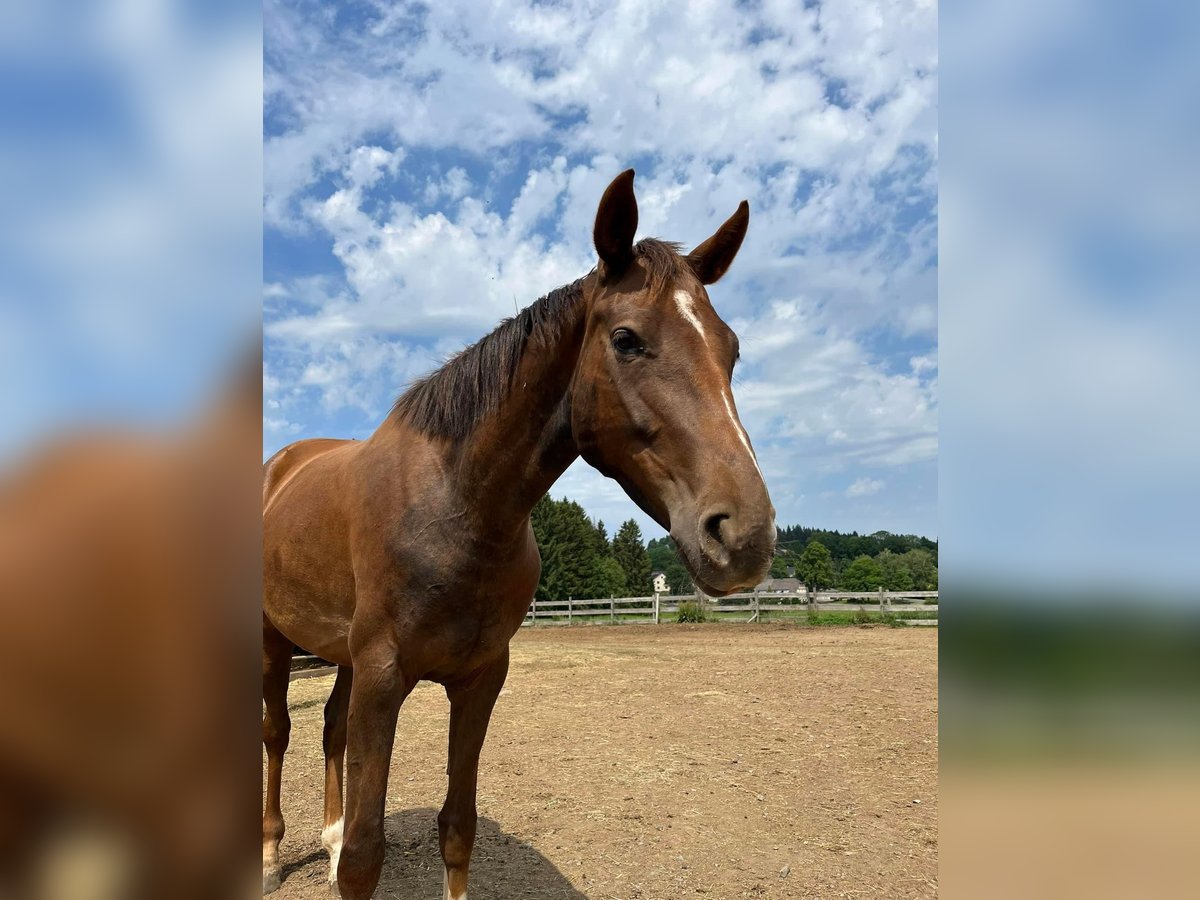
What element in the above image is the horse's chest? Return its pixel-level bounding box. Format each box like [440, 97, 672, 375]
[440, 561, 538, 631]
[400, 549, 539, 677]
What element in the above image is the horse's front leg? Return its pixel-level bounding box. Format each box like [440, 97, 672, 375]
[336, 633, 411, 900]
[439, 648, 510, 900]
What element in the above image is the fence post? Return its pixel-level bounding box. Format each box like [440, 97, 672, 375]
[878, 585, 886, 610]
[752, 590, 759, 623]
[610, 594, 615, 624]
[653, 592, 660, 624]
[531, 596, 536, 626]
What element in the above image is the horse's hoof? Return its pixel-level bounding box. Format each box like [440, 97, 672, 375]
[263, 868, 281, 894]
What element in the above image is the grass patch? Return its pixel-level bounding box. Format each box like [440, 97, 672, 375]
[801, 609, 938, 627]
[676, 600, 708, 623]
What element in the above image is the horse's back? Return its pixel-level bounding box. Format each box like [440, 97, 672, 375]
[263, 437, 353, 511]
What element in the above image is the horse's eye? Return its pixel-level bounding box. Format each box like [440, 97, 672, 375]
[611, 328, 644, 356]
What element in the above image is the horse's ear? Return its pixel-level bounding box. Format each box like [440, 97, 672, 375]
[686, 200, 750, 285]
[593, 169, 638, 280]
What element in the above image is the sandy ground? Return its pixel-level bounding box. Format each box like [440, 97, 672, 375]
[265, 623, 937, 899]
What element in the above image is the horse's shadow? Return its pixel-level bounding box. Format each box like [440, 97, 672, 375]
[284, 807, 586, 899]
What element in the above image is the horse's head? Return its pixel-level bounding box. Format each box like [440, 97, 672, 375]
[572, 170, 776, 596]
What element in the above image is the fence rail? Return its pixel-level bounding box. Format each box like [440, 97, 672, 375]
[523, 589, 938, 627]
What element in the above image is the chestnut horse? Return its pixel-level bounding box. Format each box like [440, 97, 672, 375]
[262, 170, 775, 899]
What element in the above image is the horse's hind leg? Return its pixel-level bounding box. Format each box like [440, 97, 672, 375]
[262, 619, 293, 894]
[321, 665, 352, 891]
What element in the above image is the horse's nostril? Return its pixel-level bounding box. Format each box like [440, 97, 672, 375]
[703, 512, 730, 546]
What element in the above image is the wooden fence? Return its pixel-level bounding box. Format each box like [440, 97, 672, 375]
[290, 589, 938, 676]
[523, 589, 938, 627]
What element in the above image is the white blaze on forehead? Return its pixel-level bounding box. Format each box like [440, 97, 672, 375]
[674, 287, 764, 483]
[673, 289, 707, 344]
[723, 388, 765, 482]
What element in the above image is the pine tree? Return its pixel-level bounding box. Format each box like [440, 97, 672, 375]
[612, 519, 652, 595]
[594, 519, 610, 555]
[557, 501, 602, 599]
[530, 495, 560, 600]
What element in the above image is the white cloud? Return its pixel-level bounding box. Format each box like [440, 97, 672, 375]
[264, 415, 303, 440]
[910, 353, 938, 374]
[423, 167, 471, 205]
[846, 477, 885, 498]
[264, 0, 936, 228]
[344, 145, 404, 192]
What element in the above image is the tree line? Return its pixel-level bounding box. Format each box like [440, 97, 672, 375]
[648, 534, 938, 595]
[532, 494, 937, 598]
[530, 495, 652, 600]
[775, 524, 937, 565]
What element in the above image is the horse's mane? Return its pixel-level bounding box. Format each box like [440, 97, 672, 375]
[390, 238, 690, 440]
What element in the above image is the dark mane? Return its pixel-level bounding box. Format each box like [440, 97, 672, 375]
[391, 238, 690, 439]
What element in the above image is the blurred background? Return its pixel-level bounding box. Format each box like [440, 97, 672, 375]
[1, 0, 1198, 897]
[0, 0, 260, 896]
[942, 0, 1200, 897]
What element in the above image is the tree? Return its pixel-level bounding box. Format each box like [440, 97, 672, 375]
[530, 495, 561, 600]
[840, 554, 884, 591]
[774, 524, 937, 566]
[646, 537, 677, 573]
[612, 520, 652, 595]
[663, 553, 694, 595]
[877, 549, 914, 591]
[531, 497, 611, 599]
[594, 519, 610, 555]
[797, 539, 835, 590]
[769, 551, 795, 578]
[645, 535, 693, 594]
[588, 556, 627, 598]
[901, 548, 936, 590]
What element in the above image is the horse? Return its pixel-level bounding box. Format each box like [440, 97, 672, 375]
[262, 169, 776, 899]
[0, 357, 261, 899]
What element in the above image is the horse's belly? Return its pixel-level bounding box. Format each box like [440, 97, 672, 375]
[264, 570, 356, 664]
[263, 510, 357, 663]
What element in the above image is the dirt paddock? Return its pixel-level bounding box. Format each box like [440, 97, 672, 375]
[267, 624, 937, 898]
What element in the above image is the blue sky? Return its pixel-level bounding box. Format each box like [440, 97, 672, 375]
[264, 0, 938, 542]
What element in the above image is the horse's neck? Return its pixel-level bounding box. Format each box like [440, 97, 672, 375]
[451, 293, 589, 535]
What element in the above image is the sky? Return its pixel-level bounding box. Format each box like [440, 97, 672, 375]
[263, 0, 938, 542]
[1, 1, 260, 460]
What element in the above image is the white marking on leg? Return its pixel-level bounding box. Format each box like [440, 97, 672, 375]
[444, 866, 467, 900]
[322, 817, 343, 886]
[673, 289, 708, 344]
[263, 839, 282, 894]
[722, 389, 765, 482]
